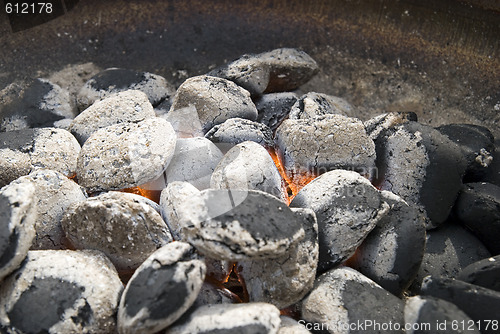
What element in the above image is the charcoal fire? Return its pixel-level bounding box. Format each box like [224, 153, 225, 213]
[0, 46, 499, 334]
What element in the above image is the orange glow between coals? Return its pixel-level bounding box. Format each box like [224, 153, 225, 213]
[268, 148, 318, 204]
[120, 186, 161, 203]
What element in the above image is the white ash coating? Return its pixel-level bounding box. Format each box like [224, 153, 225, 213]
[164, 137, 224, 190]
[278, 316, 312, 334]
[363, 111, 417, 141]
[76, 117, 176, 192]
[301, 267, 405, 334]
[205, 117, 274, 149]
[9, 169, 87, 250]
[0, 250, 123, 334]
[0, 128, 81, 188]
[288, 92, 355, 119]
[36, 78, 75, 119]
[208, 53, 271, 95]
[170, 75, 258, 132]
[211, 141, 286, 202]
[160, 181, 209, 241]
[69, 90, 155, 144]
[0, 181, 36, 281]
[290, 170, 389, 272]
[350, 190, 426, 296]
[164, 302, 281, 334]
[118, 242, 206, 334]
[61, 191, 172, 272]
[275, 115, 376, 179]
[238, 207, 319, 309]
[77, 68, 175, 110]
[187, 189, 305, 261]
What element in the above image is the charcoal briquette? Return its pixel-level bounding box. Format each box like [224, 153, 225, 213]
[254, 92, 298, 132]
[458, 255, 500, 292]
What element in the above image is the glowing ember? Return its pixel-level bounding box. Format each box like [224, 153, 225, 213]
[268, 148, 318, 203]
[120, 186, 161, 203]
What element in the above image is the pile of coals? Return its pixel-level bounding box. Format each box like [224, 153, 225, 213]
[0, 48, 499, 334]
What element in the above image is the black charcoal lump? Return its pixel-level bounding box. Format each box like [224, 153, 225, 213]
[0, 127, 81, 188]
[288, 92, 355, 119]
[0, 250, 123, 334]
[275, 114, 377, 180]
[374, 121, 467, 229]
[290, 170, 389, 272]
[454, 182, 500, 255]
[301, 267, 405, 334]
[210, 141, 286, 202]
[405, 295, 479, 333]
[0, 78, 75, 132]
[349, 190, 426, 296]
[0, 181, 36, 282]
[76, 68, 175, 110]
[255, 92, 298, 132]
[169, 75, 258, 133]
[118, 242, 206, 334]
[69, 89, 156, 145]
[409, 222, 491, 294]
[9, 169, 87, 250]
[61, 191, 172, 272]
[421, 276, 500, 334]
[436, 124, 495, 181]
[76, 117, 176, 192]
[458, 255, 500, 292]
[208, 48, 319, 96]
[164, 302, 281, 334]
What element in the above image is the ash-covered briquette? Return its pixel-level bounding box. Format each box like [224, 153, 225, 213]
[164, 137, 223, 190]
[454, 182, 500, 255]
[436, 124, 495, 182]
[0, 127, 81, 188]
[349, 190, 426, 296]
[76, 68, 175, 110]
[275, 115, 376, 179]
[205, 117, 274, 150]
[204, 257, 232, 283]
[9, 169, 87, 250]
[69, 90, 156, 145]
[76, 117, 176, 192]
[61, 191, 172, 272]
[0, 79, 75, 132]
[208, 48, 318, 96]
[0, 182, 36, 282]
[211, 141, 286, 202]
[238, 207, 318, 309]
[255, 92, 298, 132]
[161, 183, 305, 261]
[164, 302, 281, 334]
[421, 276, 500, 334]
[409, 222, 491, 294]
[189, 189, 305, 261]
[374, 121, 467, 229]
[0, 250, 123, 334]
[364, 111, 418, 141]
[288, 92, 355, 119]
[404, 296, 479, 334]
[160, 181, 208, 241]
[278, 316, 311, 334]
[458, 255, 500, 292]
[170, 75, 258, 133]
[301, 267, 405, 334]
[290, 170, 389, 272]
[118, 242, 206, 334]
